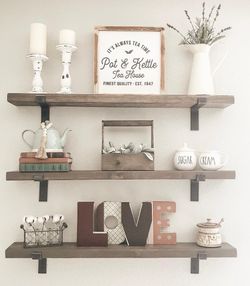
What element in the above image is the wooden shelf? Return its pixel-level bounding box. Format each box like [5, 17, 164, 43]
[5, 242, 237, 274]
[7, 93, 234, 130]
[6, 170, 235, 202]
[6, 242, 236, 259]
[8, 93, 234, 108]
[6, 170, 236, 181]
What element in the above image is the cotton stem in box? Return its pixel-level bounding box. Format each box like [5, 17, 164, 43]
[102, 141, 154, 161]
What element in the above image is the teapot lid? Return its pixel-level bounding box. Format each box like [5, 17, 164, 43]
[197, 218, 224, 228]
[177, 143, 194, 152]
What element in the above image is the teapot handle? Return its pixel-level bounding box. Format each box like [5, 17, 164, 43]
[22, 129, 35, 149]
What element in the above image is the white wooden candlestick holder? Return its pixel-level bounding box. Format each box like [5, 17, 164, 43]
[27, 54, 48, 93]
[56, 44, 77, 94]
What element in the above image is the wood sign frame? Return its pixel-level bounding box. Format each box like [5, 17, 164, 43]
[94, 26, 165, 94]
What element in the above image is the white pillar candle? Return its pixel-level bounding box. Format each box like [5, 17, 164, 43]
[29, 23, 47, 55]
[59, 29, 76, 46]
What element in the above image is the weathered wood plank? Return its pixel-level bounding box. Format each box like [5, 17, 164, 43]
[195, 95, 235, 108]
[6, 170, 236, 181]
[102, 153, 154, 171]
[102, 120, 153, 127]
[7, 94, 234, 108]
[5, 242, 237, 259]
[95, 26, 165, 32]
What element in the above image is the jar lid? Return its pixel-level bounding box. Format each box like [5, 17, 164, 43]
[197, 218, 224, 228]
[177, 143, 194, 152]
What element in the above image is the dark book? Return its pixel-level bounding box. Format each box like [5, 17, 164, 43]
[19, 163, 72, 172]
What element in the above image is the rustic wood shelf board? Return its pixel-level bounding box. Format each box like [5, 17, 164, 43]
[7, 93, 234, 108]
[6, 242, 237, 259]
[6, 170, 236, 181]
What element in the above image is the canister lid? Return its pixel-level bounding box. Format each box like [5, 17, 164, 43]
[177, 143, 195, 152]
[197, 218, 224, 228]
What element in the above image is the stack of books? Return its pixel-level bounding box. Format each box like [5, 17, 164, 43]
[19, 152, 72, 172]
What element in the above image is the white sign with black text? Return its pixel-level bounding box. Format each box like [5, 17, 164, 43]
[94, 27, 165, 94]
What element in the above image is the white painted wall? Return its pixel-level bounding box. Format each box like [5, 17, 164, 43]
[0, 0, 248, 285]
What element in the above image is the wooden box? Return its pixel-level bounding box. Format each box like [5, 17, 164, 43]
[101, 120, 154, 171]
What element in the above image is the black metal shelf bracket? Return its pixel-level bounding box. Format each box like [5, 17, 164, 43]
[191, 252, 207, 274]
[190, 97, 207, 130]
[36, 95, 50, 122]
[32, 252, 47, 274]
[33, 175, 48, 202]
[190, 174, 206, 202]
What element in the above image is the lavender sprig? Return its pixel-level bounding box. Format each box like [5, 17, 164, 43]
[211, 4, 221, 29]
[166, 2, 231, 45]
[184, 10, 196, 35]
[167, 24, 189, 43]
[202, 2, 205, 24]
[202, 2, 206, 40]
[208, 5, 215, 22]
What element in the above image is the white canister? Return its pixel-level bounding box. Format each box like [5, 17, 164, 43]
[174, 143, 197, 170]
[196, 218, 224, 248]
[199, 151, 228, 170]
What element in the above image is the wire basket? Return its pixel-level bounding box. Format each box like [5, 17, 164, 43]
[20, 223, 68, 248]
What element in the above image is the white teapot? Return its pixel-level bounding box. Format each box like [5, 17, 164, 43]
[199, 151, 228, 170]
[174, 143, 197, 171]
[22, 121, 71, 152]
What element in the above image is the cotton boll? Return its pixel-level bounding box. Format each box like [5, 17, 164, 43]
[59, 215, 64, 221]
[53, 214, 64, 223]
[38, 215, 50, 224]
[37, 216, 44, 224]
[52, 215, 60, 223]
[24, 216, 37, 224]
[22, 216, 28, 223]
[43, 215, 50, 222]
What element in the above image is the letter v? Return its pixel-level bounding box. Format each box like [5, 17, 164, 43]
[122, 202, 152, 246]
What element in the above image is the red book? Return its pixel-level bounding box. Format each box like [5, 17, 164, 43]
[19, 157, 72, 164]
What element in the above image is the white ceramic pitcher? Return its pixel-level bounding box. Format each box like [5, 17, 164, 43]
[185, 44, 226, 95]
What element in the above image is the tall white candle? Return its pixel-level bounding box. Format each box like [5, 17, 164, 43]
[29, 23, 47, 55]
[59, 29, 76, 46]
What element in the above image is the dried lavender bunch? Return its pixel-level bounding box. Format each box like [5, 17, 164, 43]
[167, 2, 231, 45]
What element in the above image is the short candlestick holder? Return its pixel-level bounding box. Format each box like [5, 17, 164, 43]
[56, 44, 77, 94]
[27, 54, 48, 93]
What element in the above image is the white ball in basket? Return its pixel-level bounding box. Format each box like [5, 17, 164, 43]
[37, 215, 50, 224]
[53, 214, 64, 223]
[23, 216, 37, 224]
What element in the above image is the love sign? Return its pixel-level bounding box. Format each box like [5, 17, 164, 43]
[77, 201, 176, 247]
[94, 26, 165, 94]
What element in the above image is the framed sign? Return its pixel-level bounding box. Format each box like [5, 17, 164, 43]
[94, 26, 165, 94]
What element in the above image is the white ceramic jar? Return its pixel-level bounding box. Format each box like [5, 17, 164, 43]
[199, 151, 228, 170]
[174, 143, 197, 170]
[196, 218, 224, 248]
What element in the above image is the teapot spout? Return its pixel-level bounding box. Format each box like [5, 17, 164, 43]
[60, 128, 72, 148]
